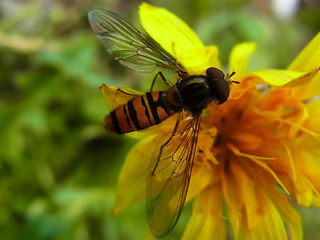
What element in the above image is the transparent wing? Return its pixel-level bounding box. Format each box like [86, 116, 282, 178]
[146, 113, 201, 238]
[88, 9, 186, 74]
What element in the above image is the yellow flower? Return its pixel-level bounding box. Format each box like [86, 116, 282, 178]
[107, 3, 320, 240]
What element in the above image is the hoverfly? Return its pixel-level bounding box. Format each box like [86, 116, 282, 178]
[88, 8, 236, 238]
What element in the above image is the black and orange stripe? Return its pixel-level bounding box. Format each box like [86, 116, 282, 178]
[105, 91, 181, 134]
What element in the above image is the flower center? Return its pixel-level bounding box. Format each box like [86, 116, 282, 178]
[198, 84, 309, 170]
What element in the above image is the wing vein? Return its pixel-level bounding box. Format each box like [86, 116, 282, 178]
[146, 114, 201, 237]
[88, 9, 186, 73]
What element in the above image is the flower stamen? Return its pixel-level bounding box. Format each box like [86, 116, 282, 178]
[282, 141, 297, 182]
[254, 108, 320, 140]
[303, 176, 320, 199]
[227, 143, 275, 161]
[227, 143, 290, 195]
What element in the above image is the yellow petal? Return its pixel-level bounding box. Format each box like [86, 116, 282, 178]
[305, 99, 320, 132]
[284, 137, 320, 207]
[139, 3, 204, 59]
[295, 176, 316, 207]
[242, 196, 287, 240]
[283, 67, 320, 87]
[230, 161, 258, 230]
[250, 69, 304, 86]
[99, 84, 141, 112]
[185, 164, 216, 202]
[113, 135, 155, 213]
[288, 32, 320, 72]
[285, 32, 320, 99]
[267, 187, 302, 240]
[290, 68, 320, 100]
[182, 184, 226, 240]
[229, 42, 256, 79]
[177, 45, 220, 75]
[221, 167, 242, 240]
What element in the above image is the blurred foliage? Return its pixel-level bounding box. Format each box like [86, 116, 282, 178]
[0, 0, 319, 239]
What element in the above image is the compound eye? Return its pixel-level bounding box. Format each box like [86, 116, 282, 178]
[206, 67, 225, 81]
[206, 67, 230, 104]
[211, 78, 230, 104]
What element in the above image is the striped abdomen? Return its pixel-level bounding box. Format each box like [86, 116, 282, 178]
[105, 91, 180, 134]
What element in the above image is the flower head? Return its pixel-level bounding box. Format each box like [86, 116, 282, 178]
[109, 3, 320, 239]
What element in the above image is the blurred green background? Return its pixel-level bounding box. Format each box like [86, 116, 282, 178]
[0, 0, 319, 239]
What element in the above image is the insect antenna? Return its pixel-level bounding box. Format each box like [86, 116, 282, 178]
[225, 71, 239, 84]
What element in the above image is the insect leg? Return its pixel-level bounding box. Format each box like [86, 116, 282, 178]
[116, 87, 139, 96]
[150, 72, 171, 92]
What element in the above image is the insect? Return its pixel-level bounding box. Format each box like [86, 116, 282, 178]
[88, 8, 237, 238]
